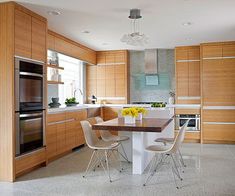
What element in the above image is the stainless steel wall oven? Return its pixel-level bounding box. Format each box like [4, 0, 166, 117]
[15, 57, 46, 156]
[175, 114, 200, 131]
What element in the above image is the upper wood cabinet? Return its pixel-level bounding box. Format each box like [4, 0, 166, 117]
[32, 17, 46, 62]
[47, 31, 96, 65]
[86, 50, 129, 103]
[14, 8, 47, 62]
[201, 42, 235, 106]
[175, 46, 200, 104]
[15, 9, 32, 59]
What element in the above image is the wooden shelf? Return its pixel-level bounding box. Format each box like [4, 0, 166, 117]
[47, 64, 64, 70]
[47, 81, 64, 85]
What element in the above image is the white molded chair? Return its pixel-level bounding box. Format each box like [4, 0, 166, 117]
[80, 120, 120, 182]
[143, 119, 190, 188]
[95, 117, 130, 163]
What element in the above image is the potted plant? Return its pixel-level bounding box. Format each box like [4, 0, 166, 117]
[135, 107, 147, 120]
[121, 107, 138, 124]
[65, 97, 79, 107]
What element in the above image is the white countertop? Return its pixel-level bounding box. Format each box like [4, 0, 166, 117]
[47, 103, 201, 114]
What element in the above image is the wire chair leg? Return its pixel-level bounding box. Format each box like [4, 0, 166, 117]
[143, 155, 158, 186]
[120, 143, 130, 163]
[171, 166, 179, 189]
[105, 150, 112, 182]
[111, 150, 123, 172]
[83, 150, 96, 178]
[171, 155, 183, 181]
[178, 149, 186, 167]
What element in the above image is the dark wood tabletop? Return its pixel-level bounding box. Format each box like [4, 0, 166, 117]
[92, 118, 173, 132]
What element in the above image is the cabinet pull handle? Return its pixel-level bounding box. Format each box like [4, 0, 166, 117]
[48, 118, 75, 125]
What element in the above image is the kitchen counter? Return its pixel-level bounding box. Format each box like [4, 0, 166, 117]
[47, 103, 201, 114]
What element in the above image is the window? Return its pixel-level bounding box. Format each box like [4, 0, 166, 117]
[58, 53, 84, 104]
[47, 50, 84, 105]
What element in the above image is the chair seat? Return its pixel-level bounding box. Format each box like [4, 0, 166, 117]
[92, 140, 119, 150]
[155, 137, 174, 143]
[102, 135, 129, 142]
[145, 144, 171, 153]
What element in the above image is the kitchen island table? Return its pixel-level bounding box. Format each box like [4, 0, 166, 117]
[92, 117, 173, 174]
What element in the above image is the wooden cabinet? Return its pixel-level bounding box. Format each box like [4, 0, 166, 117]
[86, 65, 97, 98]
[86, 50, 129, 104]
[14, 9, 32, 59]
[175, 46, 200, 104]
[201, 43, 235, 106]
[201, 42, 235, 143]
[188, 61, 200, 96]
[14, 8, 47, 62]
[46, 110, 87, 160]
[15, 148, 46, 176]
[47, 31, 96, 65]
[31, 17, 46, 62]
[176, 62, 188, 97]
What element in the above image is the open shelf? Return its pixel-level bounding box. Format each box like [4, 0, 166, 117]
[47, 64, 64, 70]
[47, 81, 64, 85]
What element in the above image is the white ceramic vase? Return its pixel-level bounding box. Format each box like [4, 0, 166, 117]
[168, 96, 174, 104]
[136, 113, 142, 121]
[124, 115, 136, 124]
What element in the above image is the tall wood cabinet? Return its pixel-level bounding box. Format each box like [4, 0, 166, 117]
[175, 46, 200, 104]
[201, 42, 235, 143]
[0, 2, 47, 182]
[14, 6, 47, 62]
[86, 50, 129, 104]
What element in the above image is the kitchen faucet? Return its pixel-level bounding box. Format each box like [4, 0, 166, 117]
[73, 88, 83, 98]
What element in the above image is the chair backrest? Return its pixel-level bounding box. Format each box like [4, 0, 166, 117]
[80, 120, 99, 149]
[95, 117, 113, 141]
[168, 119, 190, 154]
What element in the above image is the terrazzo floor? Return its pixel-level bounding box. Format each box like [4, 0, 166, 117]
[0, 143, 235, 196]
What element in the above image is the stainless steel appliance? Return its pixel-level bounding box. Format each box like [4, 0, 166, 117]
[175, 114, 200, 131]
[15, 57, 46, 156]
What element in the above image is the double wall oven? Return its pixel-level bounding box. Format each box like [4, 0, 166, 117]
[15, 57, 46, 157]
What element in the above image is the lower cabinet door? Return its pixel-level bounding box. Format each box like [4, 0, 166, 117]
[65, 119, 76, 150]
[203, 123, 235, 141]
[57, 122, 66, 154]
[46, 124, 57, 159]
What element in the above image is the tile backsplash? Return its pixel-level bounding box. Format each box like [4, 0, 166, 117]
[130, 49, 175, 103]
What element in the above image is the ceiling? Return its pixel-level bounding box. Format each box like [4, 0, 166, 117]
[2, 0, 235, 50]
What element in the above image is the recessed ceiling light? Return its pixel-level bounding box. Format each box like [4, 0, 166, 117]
[82, 30, 90, 34]
[102, 43, 109, 45]
[182, 22, 192, 26]
[47, 10, 61, 16]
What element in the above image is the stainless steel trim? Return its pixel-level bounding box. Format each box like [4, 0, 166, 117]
[176, 59, 200, 62]
[43, 111, 46, 146]
[15, 68, 20, 111]
[15, 147, 45, 159]
[203, 106, 235, 110]
[43, 67, 46, 109]
[47, 118, 75, 126]
[20, 72, 43, 78]
[203, 122, 235, 125]
[15, 55, 45, 64]
[177, 96, 201, 100]
[20, 113, 43, 118]
[203, 56, 235, 60]
[97, 63, 125, 66]
[15, 113, 20, 156]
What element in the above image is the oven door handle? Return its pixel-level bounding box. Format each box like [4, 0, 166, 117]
[20, 113, 43, 118]
[20, 72, 43, 78]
